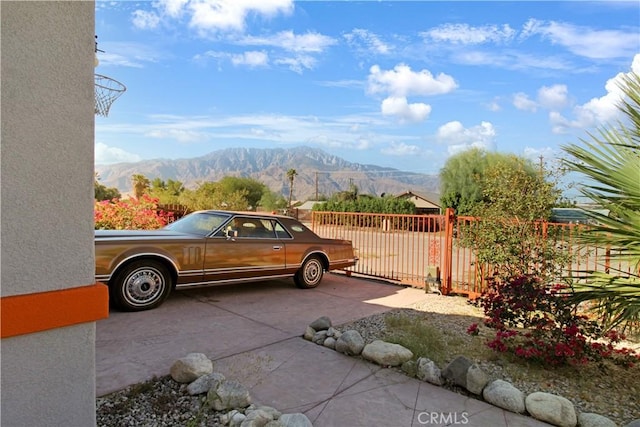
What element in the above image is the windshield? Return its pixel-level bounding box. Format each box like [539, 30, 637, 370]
[164, 212, 230, 236]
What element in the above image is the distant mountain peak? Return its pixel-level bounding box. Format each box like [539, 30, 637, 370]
[95, 146, 439, 200]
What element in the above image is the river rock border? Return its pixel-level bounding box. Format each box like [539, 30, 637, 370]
[305, 316, 637, 427]
[167, 352, 313, 427]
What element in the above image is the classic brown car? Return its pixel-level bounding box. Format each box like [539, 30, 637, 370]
[95, 210, 358, 311]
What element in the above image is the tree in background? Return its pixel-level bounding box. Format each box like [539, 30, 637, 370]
[94, 194, 172, 230]
[286, 169, 298, 209]
[94, 173, 121, 201]
[563, 72, 640, 333]
[148, 178, 185, 205]
[458, 155, 566, 283]
[259, 190, 288, 212]
[179, 182, 250, 211]
[132, 174, 150, 199]
[439, 149, 540, 215]
[217, 176, 266, 210]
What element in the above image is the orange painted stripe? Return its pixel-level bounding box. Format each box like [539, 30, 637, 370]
[1, 283, 109, 338]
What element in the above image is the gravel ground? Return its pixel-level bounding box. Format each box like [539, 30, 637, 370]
[96, 293, 639, 426]
[336, 294, 640, 426]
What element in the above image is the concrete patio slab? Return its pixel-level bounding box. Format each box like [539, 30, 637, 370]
[96, 274, 551, 426]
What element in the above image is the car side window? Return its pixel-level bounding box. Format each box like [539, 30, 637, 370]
[214, 217, 279, 239]
[274, 222, 292, 239]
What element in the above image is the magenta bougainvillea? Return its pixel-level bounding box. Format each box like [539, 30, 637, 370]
[469, 275, 639, 368]
[94, 195, 173, 230]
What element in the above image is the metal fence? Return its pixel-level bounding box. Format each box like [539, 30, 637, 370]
[311, 209, 636, 298]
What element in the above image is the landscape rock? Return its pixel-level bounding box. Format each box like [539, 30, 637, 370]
[309, 316, 332, 331]
[416, 357, 443, 386]
[326, 327, 340, 338]
[303, 326, 315, 341]
[242, 408, 274, 426]
[482, 380, 525, 414]
[252, 406, 281, 420]
[312, 330, 328, 345]
[334, 330, 365, 356]
[207, 380, 252, 411]
[625, 420, 640, 427]
[186, 372, 226, 395]
[578, 413, 616, 427]
[442, 355, 473, 388]
[224, 410, 246, 427]
[323, 337, 336, 349]
[169, 353, 213, 383]
[466, 364, 490, 395]
[279, 413, 313, 427]
[525, 391, 577, 427]
[362, 340, 413, 366]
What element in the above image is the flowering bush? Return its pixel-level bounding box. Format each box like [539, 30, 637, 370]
[94, 195, 173, 230]
[470, 275, 639, 368]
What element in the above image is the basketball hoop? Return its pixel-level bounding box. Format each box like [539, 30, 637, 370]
[94, 74, 126, 117]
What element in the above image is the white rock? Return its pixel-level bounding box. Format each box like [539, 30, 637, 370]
[335, 330, 365, 356]
[186, 372, 225, 395]
[578, 413, 616, 427]
[465, 364, 489, 395]
[323, 337, 336, 349]
[416, 357, 443, 386]
[525, 391, 577, 427]
[362, 340, 413, 367]
[482, 380, 525, 414]
[303, 326, 315, 341]
[169, 353, 213, 383]
[207, 380, 252, 411]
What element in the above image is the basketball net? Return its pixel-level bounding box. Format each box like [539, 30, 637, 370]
[94, 74, 126, 117]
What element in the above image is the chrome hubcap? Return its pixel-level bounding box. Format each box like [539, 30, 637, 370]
[124, 268, 164, 306]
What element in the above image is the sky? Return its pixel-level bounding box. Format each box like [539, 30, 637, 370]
[95, 0, 640, 176]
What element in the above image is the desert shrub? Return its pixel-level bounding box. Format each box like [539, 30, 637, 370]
[94, 195, 173, 230]
[471, 274, 639, 368]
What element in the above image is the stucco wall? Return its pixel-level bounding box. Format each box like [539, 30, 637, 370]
[1, 2, 98, 426]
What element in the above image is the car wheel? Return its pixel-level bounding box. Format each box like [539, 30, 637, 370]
[294, 256, 324, 289]
[111, 260, 172, 311]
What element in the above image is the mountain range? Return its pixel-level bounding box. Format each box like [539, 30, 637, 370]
[95, 146, 440, 201]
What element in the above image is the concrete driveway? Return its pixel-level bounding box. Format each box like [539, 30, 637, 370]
[96, 274, 549, 426]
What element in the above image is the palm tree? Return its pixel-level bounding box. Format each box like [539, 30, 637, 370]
[562, 72, 640, 333]
[286, 168, 298, 211]
[132, 174, 150, 199]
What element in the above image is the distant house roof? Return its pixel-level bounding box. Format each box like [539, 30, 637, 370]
[395, 191, 441, 209]
[297, 200, 324, 210]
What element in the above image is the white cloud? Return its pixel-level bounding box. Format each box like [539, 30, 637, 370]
[273, 54, 317, 73]
[95, 142, 142, 164]
[188, 0, 294, 34]
[381, 96, 431, 123]
[133, 0, 294, 34]
[381, 141, 421, 156]
[146, 128, 210, 143]
[552, 53, 640, 133]
[131, 10, 161, 30]
[239, 31, 337, 53]
[367, 64, 458, 97]
[422, 23, 516, 45]
[520, 19, 639, 59]
[231, 51, 269, 67]
[96, 42, 161, 68]
[437, 121, 496, 155]
[537, 84, 568, 110]
[344, 29, 391, 54]
[513, 92, 538, 112]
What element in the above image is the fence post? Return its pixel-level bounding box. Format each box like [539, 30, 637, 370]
[442, 207, 455, 295]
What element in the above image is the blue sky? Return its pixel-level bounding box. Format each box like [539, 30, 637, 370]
[95, 1, 640, 175]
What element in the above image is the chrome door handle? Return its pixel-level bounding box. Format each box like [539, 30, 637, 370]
[273, 246, 282, 250]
